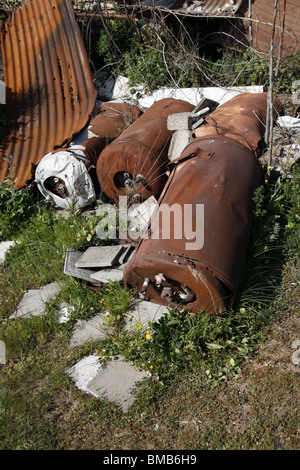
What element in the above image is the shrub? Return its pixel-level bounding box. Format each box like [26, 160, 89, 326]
[0, 170, 36, 241]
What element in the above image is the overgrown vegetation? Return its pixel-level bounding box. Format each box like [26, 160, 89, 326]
[0, 163, 299, 449]
[0, 0, 299, 450]
[94, 14, 299, 94]
[0, 168, 37, 241]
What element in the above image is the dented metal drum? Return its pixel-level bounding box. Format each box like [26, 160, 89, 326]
[96, 98, 195, 204]
[123, 92, 284, 314]
[35, 102, 142, 209]
[123, 136, 262, 314]
[87, 102, 144, 164]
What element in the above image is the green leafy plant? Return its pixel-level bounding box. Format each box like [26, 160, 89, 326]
[100, 281, 132, 335]
[0, 168, 36, 241]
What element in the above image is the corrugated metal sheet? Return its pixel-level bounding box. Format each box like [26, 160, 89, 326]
[0, 0, 97, 189]
[183, 0, 299, 55]
[244, 0, 300, 55]
[181, 0, 244, 16]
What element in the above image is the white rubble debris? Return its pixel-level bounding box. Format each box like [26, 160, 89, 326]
[0, 241, 15, 264]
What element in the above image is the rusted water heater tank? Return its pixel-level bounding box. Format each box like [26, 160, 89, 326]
[123, 92, 283, 314]
[35, 101, 143, 209]
[86, 101, 144, 164]
[96, 98, 195, 205]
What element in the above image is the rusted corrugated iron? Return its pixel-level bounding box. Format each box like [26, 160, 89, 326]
[96, 98, 195, 205]
[243, 0, 300, 55]
[187, 0, 299, 56]
[0, 0, 97, 189]
[123, 92, 284, 315]
[180, 0, 244, 16]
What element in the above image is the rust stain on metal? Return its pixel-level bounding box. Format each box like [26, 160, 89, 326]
[123, 92, 284, 315]
[86, 102, 143, 165]
[243, 0, 300, 55]
[51, 102, 144, 166]
[193, 92, 284, 155]
[96, 98, 195, 205]
[192, 0, 300, 56]
[0, 0, 97, 189]
[180, 0, 244, 16]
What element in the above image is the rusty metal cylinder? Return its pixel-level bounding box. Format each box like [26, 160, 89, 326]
[84, 102, 143, 165]
[96, 98, 195, 204]
[123, 92, 284, 314]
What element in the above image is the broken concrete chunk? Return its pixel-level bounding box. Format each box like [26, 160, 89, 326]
[57, 302, 75, 324]
[0, 340, 6, 365]
[74, 245, 124, 268]
[167, 112, 197, 131]
[87, 356, 148, 412]
[167, 105, 214, 132]
[0, 80, 5, 105]
[10, 281, 61, 319]
[125, 300, 169, 331]
[117, 245, 135, 265]
[70, 314, 106, 348]
[168, 130, 193, 162]
[64, 249, 102, 285]
[66, 354, 148, 412]
[127, 196, 157, 233]
[0, 241, 15, 264]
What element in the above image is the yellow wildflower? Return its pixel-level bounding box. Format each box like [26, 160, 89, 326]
[145, 330, 151, 340]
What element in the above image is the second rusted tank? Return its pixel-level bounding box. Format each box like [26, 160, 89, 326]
[123, 92, 284, 314]
[96, 98, 195, 205]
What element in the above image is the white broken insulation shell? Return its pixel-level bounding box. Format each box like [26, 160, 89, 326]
[35, 147, 96, 210]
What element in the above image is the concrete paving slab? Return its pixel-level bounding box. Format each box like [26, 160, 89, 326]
[10, 281, 61, 319]
[66, 354, 148, 412]
[87, 356, 148, 412]
[117, 245, 135, 265]
[0, 241, 15, 264]
[125, 300, 169, 332]
[64, 249, 102, 285]
[90, 266, 126, 283]
[70, 314, 106, 347]
[66, 354, 102, 395]
[75, 245, 123, 268]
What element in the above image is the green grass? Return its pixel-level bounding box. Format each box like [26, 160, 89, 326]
[0, 166, 299, 450]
